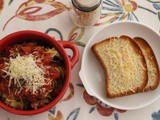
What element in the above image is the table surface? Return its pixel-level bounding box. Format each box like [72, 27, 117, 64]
[0, 0, 160, 120]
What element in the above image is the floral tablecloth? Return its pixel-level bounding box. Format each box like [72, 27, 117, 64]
[0, 0, 160, 120]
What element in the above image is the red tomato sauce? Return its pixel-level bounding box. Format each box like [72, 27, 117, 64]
[0, 42, 65, 110]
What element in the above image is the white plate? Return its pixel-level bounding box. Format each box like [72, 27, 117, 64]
[79, 21, 160, 110]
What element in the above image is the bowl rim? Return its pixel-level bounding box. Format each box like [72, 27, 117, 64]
[80, 21, 160, 110]
[0, 30, 71, 115]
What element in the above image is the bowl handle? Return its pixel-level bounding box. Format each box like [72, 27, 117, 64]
[58, 41, 79, 69]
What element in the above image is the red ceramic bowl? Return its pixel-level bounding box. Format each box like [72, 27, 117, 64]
[0, 30, 79, 115]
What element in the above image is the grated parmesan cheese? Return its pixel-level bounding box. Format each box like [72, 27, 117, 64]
[97, 38, 145, 94]
[3, 54, 46, 94]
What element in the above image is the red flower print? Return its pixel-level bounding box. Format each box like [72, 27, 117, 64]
[61, 83, 74, 102]
[3, 0, 70, 30]
[83, 90, 96, 105]
[83, 90, 127, 117]
[96, 103, 115, 116]
[115, 109, 127, 113]
[48, 110, 64, 120]
[124, 1, 137, 13]
[34, 0, 45, 3]
[68, 26, 86, 47]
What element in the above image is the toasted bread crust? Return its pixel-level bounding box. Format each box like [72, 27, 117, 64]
[92, 35, 148, 98]
[133, 37, 159, 91]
